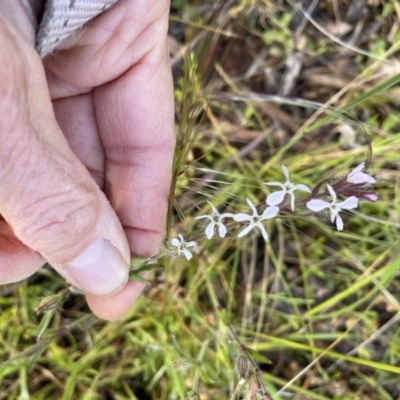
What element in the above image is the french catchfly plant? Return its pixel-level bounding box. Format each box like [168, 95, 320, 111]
[170, 162, 377, 258]
[194, 201, 233, 239]
[171, 234, 197, 261]
[265, 165, 311, 211]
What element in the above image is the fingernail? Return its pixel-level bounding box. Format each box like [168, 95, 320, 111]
[65, 238, 129, 297]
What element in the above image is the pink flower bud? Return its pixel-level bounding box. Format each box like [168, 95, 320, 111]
[363, 193, 378, 202]
[346, 162, 376, 184]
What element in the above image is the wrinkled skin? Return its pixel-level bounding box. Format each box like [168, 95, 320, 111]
[0, 0, 175, 320]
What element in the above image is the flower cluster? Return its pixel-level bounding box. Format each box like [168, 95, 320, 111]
[171, 163, 377, 260]
[171, 198, 279, 260]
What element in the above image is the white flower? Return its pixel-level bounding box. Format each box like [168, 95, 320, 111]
[171, 234, 196, 260]
[346, 162, 376, 184]
[233, 198, 279, 241]
[265, 165, 311, 211]
[194, 202, 233, 239]
[306, 185, 358, 231]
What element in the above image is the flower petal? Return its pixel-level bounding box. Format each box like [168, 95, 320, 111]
[360, 173, 376, 184]
[306, 199, 330, 212]
[178, 234, 184, 241]
[330, 209, 338, 223]
[293, 184, 311, 193]
[266, 190, 286, 206]
[186, 241, 197, 247]
[335, 214, 344, 231]
[290, 193, 295, 212]
[339, 196, 358, 210]
[194, 215, 211, 220]
[207, 201, 218, 213]
[257, 223, 269, 242]
[246, 198, 257, 214]
[205, 222, 215, 239]
[282, 165, 290, 180]
[171, 238, 180, 247]
[261, 206, 279, 219]
[347, 172, 376, 184]
[220, 213, 234, 219]
[364, 193, 378, 202]
[182, 249, 193, 260]
[237, 224, 253, 238]
[352, 163, 365, 174]
[264, 181, 284, 188]
[327, 185, 337, 202]
[233, 213, 251, 222]
[218, 223, 227, 238]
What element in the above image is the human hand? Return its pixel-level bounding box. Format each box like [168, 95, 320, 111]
[0, 0, 175, 320]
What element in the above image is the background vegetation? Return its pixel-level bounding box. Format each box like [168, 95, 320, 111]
[2, 0, 400, 398]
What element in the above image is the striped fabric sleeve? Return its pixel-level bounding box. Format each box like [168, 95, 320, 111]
[36, 0, 118, 58]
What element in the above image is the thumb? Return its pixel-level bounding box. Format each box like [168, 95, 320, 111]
[0, 16, 130, 297]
